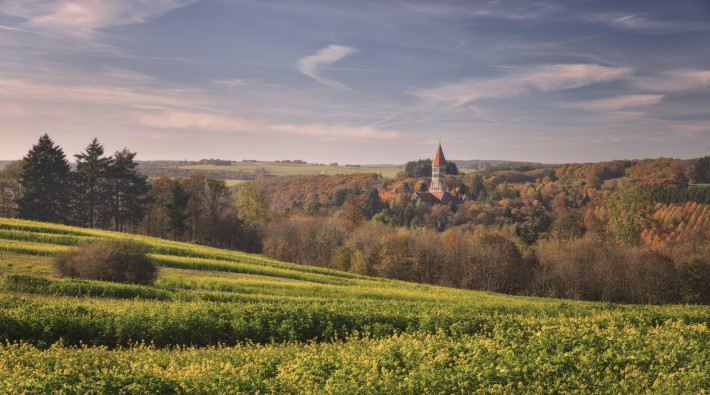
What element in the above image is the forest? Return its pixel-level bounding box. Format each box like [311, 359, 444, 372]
[1, 134, 708, 304]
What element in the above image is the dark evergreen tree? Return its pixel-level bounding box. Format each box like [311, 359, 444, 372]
[364, 188, 383, 219]
[166, 180, 190, 240]
[17, 134, 72, 223]
[105, 148, 150, 231]
[687, 156, 710, 184]
[446, 161, 459, 175]
[404, 159, 432, 178]
[74, 138, 112, 228]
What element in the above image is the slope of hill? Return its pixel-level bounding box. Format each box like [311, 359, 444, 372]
[0, 218, 708, 393]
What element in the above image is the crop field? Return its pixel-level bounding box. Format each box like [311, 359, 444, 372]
[180, 163, 402, 178]
[0, 218, 708, 393]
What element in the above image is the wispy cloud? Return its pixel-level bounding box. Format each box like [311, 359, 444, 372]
[0, 78, 204, 110]
[297, 45, 357, 90]
[137, 111, 258, 132]
[2, 0, 197, 36]
[414, 64, 633, 107]
[585, 13, 710, 34]
[210, 79, 282, 89]
[404, 2, 559, 21]
[138, 109, 401, 140]
[633, 70, 710, 93]
[564, 94, 664, 112]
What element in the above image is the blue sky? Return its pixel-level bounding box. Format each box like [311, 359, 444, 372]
[0, 0, 709, 164]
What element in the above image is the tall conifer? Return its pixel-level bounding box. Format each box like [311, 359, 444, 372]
[106, 148, 149, 231]
[74, 138, 112, 228]
[17, 134, 72, 223]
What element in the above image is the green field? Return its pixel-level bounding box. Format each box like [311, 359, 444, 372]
[181, 163, 402, 178]
[224, 179, 249, 187]
[0, 218, 708, 393]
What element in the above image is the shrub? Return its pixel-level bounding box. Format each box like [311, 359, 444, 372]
[53, 240, 157, 285]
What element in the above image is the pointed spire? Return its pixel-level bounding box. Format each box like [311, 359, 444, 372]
[432, 143, 446, 166]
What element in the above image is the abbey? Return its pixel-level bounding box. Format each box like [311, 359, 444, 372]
[411, 143, 463, 205]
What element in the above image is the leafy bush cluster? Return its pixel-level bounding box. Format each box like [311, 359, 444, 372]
[54, 239, 157, 285]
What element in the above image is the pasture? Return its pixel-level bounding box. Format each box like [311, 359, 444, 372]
[180, 162, 402, 178]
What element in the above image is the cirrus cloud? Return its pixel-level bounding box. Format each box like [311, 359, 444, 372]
[563, 94, 664, 112]
[413, 64, 633, 107]
[297, 45, 357, 90]
[2, 0, 198, 36]
[137, 109, 401, 141]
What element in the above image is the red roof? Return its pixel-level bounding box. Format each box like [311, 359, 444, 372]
[379, 191, 396, 201]
[432, 144, 446, 166]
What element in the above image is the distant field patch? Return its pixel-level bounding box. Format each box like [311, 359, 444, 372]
[180, 163, 402, 178]
[224, 179, 249, 186]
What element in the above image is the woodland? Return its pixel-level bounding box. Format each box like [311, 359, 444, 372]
[1, 134, 708, 305]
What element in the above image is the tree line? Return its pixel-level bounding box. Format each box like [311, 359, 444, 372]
[0, 135, 267, 252]
[3, 134, 148, 231]
[261, 216, 708, 305]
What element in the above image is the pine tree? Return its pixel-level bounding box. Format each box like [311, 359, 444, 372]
[106, 148, 150, 231]
[74, 138, 112, 228]
[17, 134, 72, 223]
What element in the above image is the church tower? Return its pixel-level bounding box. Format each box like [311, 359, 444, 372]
[430, 143, 447, 193]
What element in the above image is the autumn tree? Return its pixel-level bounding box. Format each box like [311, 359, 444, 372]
[375, 231, 415, 280]
[468, 173, 485, 200]
[461, 232, 529, 293]
[606, 188, 653, 244]
[628, 250, 680, 304]
[0, 161, 22, 218]
[143, 175, 174, 238]
[236, 183, 270, 226]
[680, 256, 710, 304]
[182, 175, 206, 241]
[17, 134, 72, 223]
[204, 179, 230, 244]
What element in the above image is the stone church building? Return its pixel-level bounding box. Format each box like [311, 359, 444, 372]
[411, 143, 462, 205]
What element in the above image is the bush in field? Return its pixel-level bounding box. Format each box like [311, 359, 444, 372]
[54, 239, 156, 285]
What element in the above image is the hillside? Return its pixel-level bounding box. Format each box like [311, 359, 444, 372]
[0, 218, 708, 392]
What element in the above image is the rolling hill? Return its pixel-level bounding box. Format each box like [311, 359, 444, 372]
[0, 218, 707, 393]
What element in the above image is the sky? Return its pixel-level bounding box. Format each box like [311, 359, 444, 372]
[0, 0, 709, 164]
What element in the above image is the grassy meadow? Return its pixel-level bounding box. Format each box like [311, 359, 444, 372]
[0, 217, 708, 393]
[180, 162, 402, 178]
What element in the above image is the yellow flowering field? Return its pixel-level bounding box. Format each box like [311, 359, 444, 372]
[0, 218, 708, 393]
